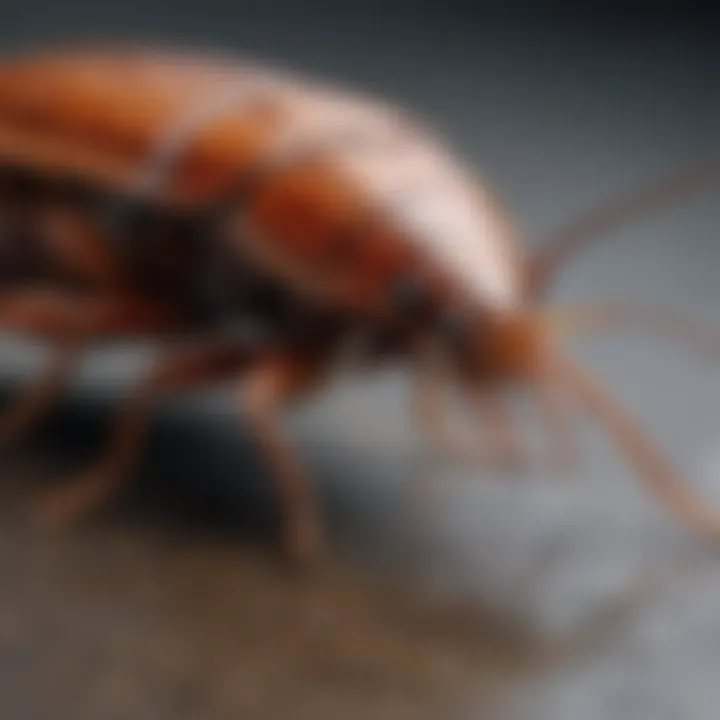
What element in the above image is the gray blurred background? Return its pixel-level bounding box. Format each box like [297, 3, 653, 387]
[0, 2, 719, 719]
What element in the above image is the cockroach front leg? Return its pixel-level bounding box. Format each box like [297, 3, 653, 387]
[411, 341, 526, 469]
[413, 368, 474, 460]
[472, 391, 529, 473]
[414, 371, 528, 474]
[239, 355, 326, 565]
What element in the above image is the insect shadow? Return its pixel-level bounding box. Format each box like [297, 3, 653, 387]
[0, 380, 283, 547]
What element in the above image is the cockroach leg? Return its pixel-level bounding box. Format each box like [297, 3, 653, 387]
[0, 289, 99, 338]
[32, 341, 253, 533]
[240, 354, 326, 565]
[411, 338, 504, 468]
[0, 336, 86, 449]
[412, 357, 529, 474]
[471, 390, 528, 473]
[412, 354, 474, 462]
[0, 287, 188, 340]
[552, 352, 720, 536]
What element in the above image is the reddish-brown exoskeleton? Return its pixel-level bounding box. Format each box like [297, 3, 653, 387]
[0, 46, 719, 563]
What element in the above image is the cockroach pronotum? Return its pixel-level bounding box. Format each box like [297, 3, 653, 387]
[0, 45, 719, 564]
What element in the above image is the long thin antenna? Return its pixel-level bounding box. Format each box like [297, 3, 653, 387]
[528, 157, 720, 298]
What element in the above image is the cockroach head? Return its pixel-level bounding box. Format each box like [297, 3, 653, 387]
[438, 301, 547, 384]
[389, 274, 546, 382]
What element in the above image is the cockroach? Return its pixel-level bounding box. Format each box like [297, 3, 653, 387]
[0, 45, 719, 564]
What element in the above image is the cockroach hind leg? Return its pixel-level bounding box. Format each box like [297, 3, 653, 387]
[30, 470, 123, 534]
[474, 392, 530, 476]
[240, 354, 329, 567]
